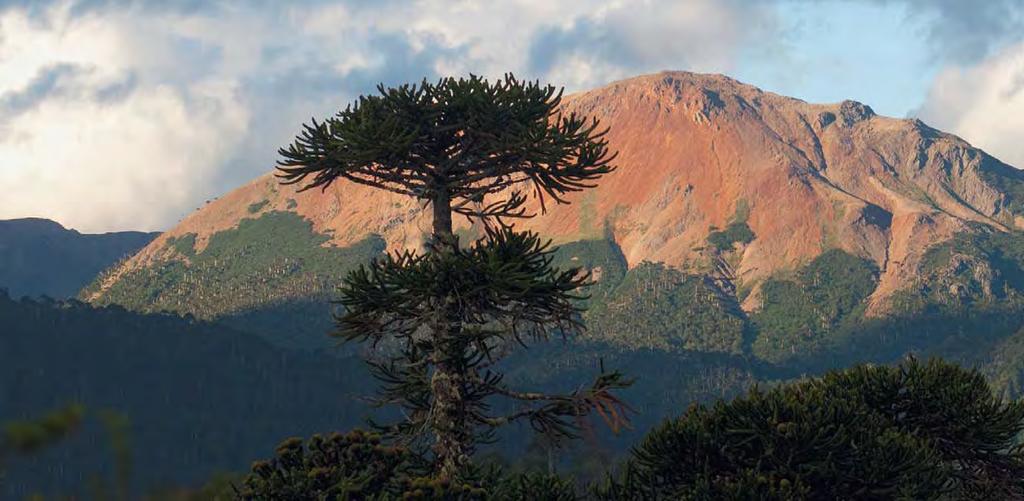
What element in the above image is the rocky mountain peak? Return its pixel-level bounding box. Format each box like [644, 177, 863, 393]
[86, 71, 1024, 318]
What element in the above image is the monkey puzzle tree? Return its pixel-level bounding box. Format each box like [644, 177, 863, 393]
[277, 74, 631, 479]
[599, 357, 1024, 500]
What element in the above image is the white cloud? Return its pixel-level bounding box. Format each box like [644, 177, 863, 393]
[873, 0, 1024, 62]
[0, 81, 248, 232]
[0, 0, 774, 232]
[915, 41, 1024, 169]
[0, 5, 249, 232]
[296, 0, 776, 90]
[5, 0, 1018, 233]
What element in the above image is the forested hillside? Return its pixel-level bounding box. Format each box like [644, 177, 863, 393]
[79, 207, 1024, 399]
[18, 248, 1024, 495]
[82, 211, 385, 349]
[0, 292, 368, 498]
[1, 291, 769, 496]
[0, 218, 157, 299]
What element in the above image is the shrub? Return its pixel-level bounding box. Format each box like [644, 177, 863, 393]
[600, 357, 1024, 500]
[706, 222, 755, 252]
[238, 430, 580, 500]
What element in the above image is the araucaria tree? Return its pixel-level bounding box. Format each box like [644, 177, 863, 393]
[277, 74, 631, 479]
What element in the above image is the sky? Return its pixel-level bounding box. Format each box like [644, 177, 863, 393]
[1, 0, 1022, 233]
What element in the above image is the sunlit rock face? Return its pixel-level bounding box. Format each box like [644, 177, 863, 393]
[88, 71, 1024, 318]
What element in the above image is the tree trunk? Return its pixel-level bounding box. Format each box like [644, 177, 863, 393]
[429, 193, 469, 480]
[547, 442, 556, 475]
[432, 194, 454, 242]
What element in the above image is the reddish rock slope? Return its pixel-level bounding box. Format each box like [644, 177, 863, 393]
[88, 71, 1024, 314]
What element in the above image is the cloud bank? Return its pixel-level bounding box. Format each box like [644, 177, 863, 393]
[915, 41, 1024, 169]
[0, 0, 1021, 232]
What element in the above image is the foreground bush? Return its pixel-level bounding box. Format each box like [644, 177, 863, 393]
[600, 357, 1024, 500]
[241, 358, 1024, 499]
[238, 430, 577, 500]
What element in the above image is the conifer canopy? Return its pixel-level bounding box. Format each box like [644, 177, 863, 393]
[276, 74, 616, 223]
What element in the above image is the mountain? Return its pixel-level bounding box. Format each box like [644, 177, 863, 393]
[81, 71, 1024, 381]
[17, 70, 1024, 491]
[0, 218, 158, 299]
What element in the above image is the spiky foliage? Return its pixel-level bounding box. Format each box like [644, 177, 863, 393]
[599, 357, 1024, 500]
[239, 430, 580, 500]
[238, 430, 435, 500]
[1, 404, 84, 459]
[276, 74, 626, 479]
[0, 404, 85, 491]
[277, 74, 616, 224]
[338, 229, 631, 452]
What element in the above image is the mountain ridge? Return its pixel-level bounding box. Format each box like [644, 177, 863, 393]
[0, 217, 158, 299]
[81, 71, 1024, 358]
[86, 71, 1024, 319]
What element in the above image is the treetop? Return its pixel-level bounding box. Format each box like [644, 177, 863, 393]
[276, 74, 617, 223]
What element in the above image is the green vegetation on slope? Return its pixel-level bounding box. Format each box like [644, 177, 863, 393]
[548, 242, 882, 364]
[706, 200, 755, 252]
[247, 200, 269, 214]
[706, 222, 755, 252]
[86, 211, 385, 347]
[553, 237, 1024, 399]
[550, 238, 628, 308]
[568, 247, 879, 362]
[585, 262, 747, 354]
[977, 153, 1024, 219]
[738, 228, 1024, 391]
[853, 227, 1024, 394]
[911, 225, 1024, 310]
[77, 207, 1024, 400]
[604, 357, 1024, 499]
[751, 249, 879, 363]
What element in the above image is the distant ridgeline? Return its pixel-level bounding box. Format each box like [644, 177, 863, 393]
[0, 218, 157, 299]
